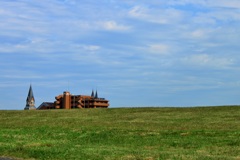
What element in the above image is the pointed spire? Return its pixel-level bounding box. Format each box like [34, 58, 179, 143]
[24, 84, 36, 110]
[94, 90, 98, 99]
[91, 90, 94, 98]
[27, 84, 34, 101]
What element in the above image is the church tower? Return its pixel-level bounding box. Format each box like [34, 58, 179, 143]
[24, 85, 36, 110]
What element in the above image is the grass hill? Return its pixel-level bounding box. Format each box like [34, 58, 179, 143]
[0, 106, 239, 159]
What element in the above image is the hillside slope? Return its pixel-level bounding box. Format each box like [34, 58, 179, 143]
[0, 106, 240, 159]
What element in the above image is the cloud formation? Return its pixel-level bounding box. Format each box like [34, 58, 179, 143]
[0, 0, 240, 109]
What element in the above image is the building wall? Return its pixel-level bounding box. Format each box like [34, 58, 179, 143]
[52, 91, 109, 109]
[63, 91, 71, 109]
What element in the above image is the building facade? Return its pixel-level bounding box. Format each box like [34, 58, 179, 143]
[37, 90, 109, 110]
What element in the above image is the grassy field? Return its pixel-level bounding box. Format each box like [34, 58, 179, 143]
[0, 106, 239, 160]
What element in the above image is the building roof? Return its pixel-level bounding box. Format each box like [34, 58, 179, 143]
[37, 102, 55, 110]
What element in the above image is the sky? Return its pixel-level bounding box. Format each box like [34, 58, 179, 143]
[1, 0, 240, 109]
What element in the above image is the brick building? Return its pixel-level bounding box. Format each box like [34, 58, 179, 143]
[37, 90, 109, 110]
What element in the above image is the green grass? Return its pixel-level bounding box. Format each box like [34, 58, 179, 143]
[0, 106, 240, 159]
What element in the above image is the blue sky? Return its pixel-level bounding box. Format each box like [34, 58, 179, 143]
[1, 0, 240, 109]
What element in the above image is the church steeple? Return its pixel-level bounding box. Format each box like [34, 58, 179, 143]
[94, 90, 98, 99]
[24, 84, 36, 110]
[27, 85, 34, 102]
[91, 90, 94, 98]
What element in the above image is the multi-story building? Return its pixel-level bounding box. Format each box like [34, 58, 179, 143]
[37, 90, 109, 110]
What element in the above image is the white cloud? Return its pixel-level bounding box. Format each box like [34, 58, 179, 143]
[129, 6, 147, 18]
[1, 0, 240, 108]
[182, 54, 234, 69]
[97, 21, 131, 31]
[190, 29, 213, 39]
[191, 30, 206, 38]
[148, 44, 170, 55]
[128, 6, 184, 24]
[207, 0, 240, 9]
[82, 45, 101, 51]
[166, 0, 240, 9]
